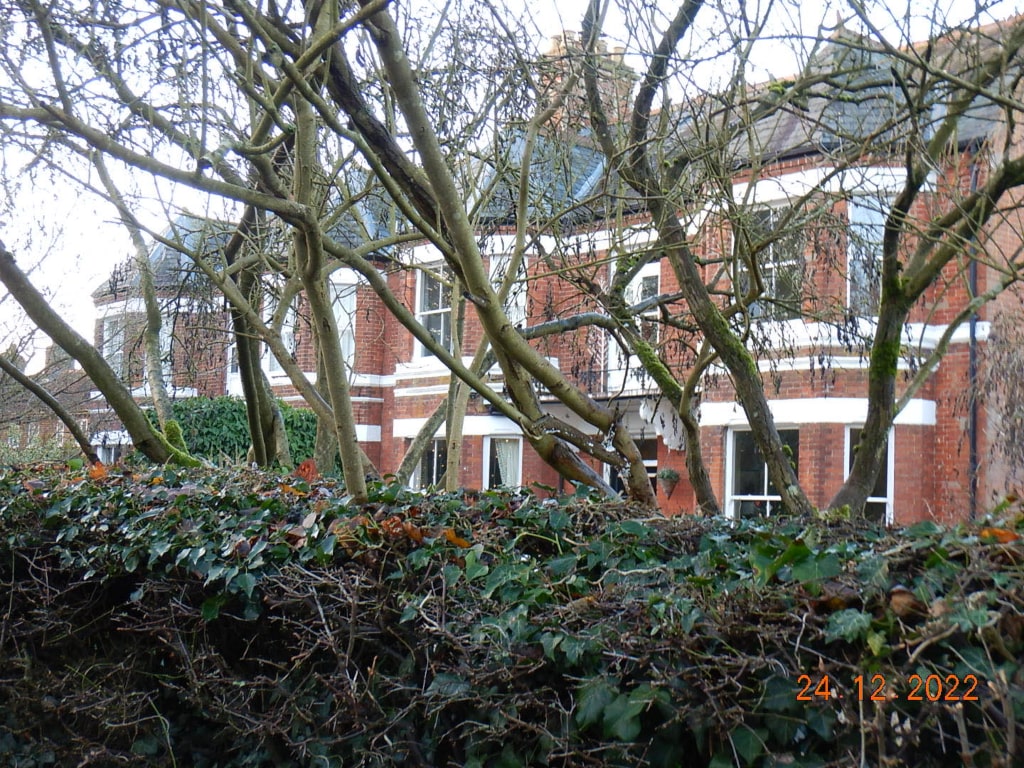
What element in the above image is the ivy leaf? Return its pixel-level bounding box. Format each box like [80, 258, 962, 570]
[729, 725, 767, 765]
[201, 595, 226, 621]
[602, 693, 645, 741]
[791, 552, 841, 586]
[575, 677, 616, 729]
[825, 608, 872, 642]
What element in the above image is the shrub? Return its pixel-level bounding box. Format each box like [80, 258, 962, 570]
[148, 396, 319, 465]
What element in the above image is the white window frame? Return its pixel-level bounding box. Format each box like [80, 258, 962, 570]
[158, 320, 173, 383]
[262, 292, 299, 377]
[414, 437, 448, 489]
[415, 264, 452, 359]
[603, 437, 658, 496]
[725, 427, 800, 519]
[102, 316, 126, 377]
[847, 195, 891, 317]
[844, 426, 895, 524]
[607, 259, 661, 394]
[740, 206, 805, 321]
[330, 270, 359, 376]
[483, 435, 523, 489]
[489, 253, 528, 328]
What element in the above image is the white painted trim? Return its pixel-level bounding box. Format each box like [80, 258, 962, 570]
[700, 398, 936, 427]
[402, 243, 447, 265]
[356, 425, 382, 442]
[732, 165, 934, 205]
[328, 267, 363, 286]
[351, 373, 395, 388]
[130, 385, 198, 399]
[395, 384, 452, 398]
[738, 319, 990, 357]
[394, 357, 475, 380]
[724, 427, 737, 518]
[95, 297, 215, 318]
[393, 414, 522, 439]
[350, 396, 385, 404]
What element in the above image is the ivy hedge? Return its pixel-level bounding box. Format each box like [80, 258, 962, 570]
[0, 463, 1022, 766]
[149, 396, 319, 465]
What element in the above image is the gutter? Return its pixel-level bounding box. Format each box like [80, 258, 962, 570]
[968, 146, 981, 521]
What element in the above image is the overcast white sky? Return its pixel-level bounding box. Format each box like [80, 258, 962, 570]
[1, 0, 1019, 371]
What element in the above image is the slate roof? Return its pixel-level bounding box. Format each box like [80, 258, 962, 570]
[719, 25, 1009, 168]
[92, 215, 233, 302]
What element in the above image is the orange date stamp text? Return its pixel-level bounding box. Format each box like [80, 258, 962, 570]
[795, 673, 980, 703]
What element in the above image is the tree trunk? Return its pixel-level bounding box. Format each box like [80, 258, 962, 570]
[92, 154, 180, 445]
[292, 95, 368, 501]
[445, 291, 469, 492]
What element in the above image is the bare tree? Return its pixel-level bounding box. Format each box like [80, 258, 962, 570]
[577, 0, 1024, 516]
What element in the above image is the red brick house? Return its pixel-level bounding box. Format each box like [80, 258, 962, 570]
[83, 26, 1022, 523]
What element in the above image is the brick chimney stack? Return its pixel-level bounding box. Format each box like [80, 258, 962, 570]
[538, 31, 636, 132]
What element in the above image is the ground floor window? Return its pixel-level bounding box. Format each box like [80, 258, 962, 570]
[416, 438, 447, 489]
[846, 427, 892, 524]
[605, 438, 658, 496]
[729, 428, 799, 518]
[485, 436, 522, 489]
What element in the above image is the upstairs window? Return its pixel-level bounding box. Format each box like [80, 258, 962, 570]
[742, 208, 804, 320]
[102, 317, 126, 377]
[730, 428, 799, 518]
[848, 196, 890, 316]
[489, 253, 528, 328]
[416, 265, 452, 357]
[330, 280, 357, 368]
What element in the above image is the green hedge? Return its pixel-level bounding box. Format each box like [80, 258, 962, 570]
[149, 396, 319, 465]
[1, 465, 1022, 767]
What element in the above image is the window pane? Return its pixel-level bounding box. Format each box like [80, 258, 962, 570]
[733, 430, 763, 496]
[488, 438, 520, 488]
[766, 430, 800, 496]
[419, 439, 447, 488]
[849, 197, 888, 316]
[849, 428, 888, 499]
[742, 208, 804, 320]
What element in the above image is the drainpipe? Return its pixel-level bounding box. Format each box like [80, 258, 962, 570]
[968, 147, 981, 521]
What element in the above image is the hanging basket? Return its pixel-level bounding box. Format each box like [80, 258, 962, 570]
[657, 471, 679, 499]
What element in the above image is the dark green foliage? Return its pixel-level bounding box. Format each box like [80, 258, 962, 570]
[1, 464, 1022, 767]
[148, 396, 318, 465]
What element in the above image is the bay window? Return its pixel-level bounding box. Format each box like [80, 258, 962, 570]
[743, 207, 804, 320]
[485, 436, 522, 489]
[729, 428, 799, 518]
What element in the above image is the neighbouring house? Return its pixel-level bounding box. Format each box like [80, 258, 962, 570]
[0, 344, 93, 459]
[74, 22, 1024, 523]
